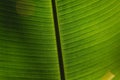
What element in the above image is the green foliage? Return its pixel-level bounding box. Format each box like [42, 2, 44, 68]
[0, 0, 120, 80]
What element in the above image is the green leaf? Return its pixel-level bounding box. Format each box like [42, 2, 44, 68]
[0, 0, 120, 80]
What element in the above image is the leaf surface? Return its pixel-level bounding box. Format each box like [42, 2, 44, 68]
[0, 0, 120, 80]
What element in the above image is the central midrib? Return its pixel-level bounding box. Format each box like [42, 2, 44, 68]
[51, 0, 65, 80]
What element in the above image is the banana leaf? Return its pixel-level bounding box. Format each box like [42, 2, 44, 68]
[0, 0, 120, 80]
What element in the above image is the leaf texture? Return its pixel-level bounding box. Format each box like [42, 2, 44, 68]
[56, 0, 120, 80]
[0, 0, 60, 80]
[0, 0, 120, 80]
